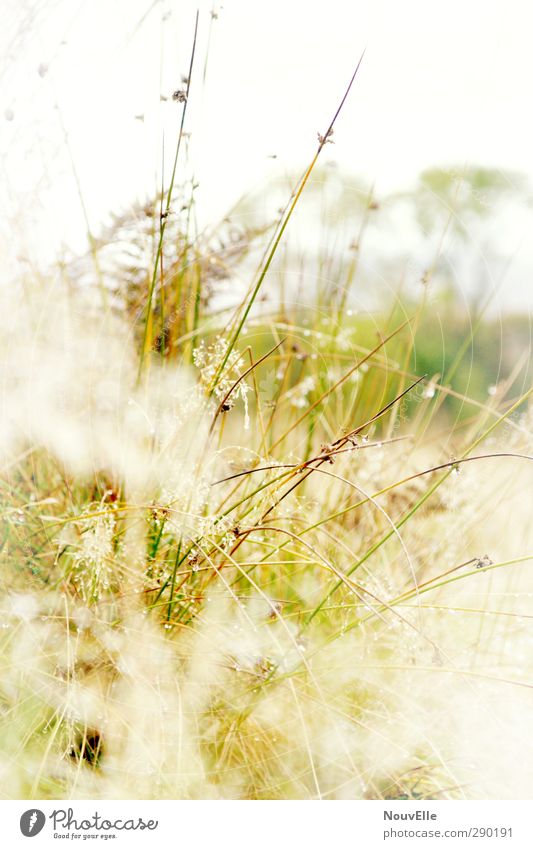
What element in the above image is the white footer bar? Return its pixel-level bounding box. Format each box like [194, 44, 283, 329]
[3, 800, 532, 848]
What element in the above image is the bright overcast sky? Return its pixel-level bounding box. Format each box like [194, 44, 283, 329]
[1, 0, 533, 279]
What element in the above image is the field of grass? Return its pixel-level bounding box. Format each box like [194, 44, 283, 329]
[1, 34, 533, 802]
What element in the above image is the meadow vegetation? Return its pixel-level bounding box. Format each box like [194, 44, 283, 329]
[1, 37, 533, 801]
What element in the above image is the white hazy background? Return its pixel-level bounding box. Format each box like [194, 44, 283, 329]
[1, 0, 533, 305]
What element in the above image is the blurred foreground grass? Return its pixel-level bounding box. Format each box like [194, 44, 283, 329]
[1, 243, 532, 799]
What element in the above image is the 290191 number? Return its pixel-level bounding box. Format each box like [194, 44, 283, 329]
[470, 827, 513, 838]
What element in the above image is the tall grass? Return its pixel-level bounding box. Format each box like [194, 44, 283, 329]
[1, 20, 533, 802]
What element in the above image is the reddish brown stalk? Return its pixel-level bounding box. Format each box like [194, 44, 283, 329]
[209, 338, 285, 434]
[269, 316, 414, 451]
[261, 374, 427, 520]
